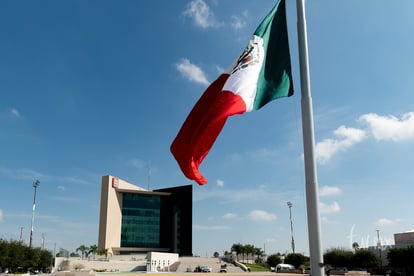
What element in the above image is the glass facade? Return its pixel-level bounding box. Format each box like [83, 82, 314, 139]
[120, 193, 161, 248]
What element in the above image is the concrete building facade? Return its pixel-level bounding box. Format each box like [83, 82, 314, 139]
[98, 176, 192, 256]
[394, 230, 414, 248]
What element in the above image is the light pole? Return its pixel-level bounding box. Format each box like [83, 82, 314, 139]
[287, 201, 295, 253]
[29, 180, 40, 247]
[376, 229, 382, 267]
[19, 227, 24, 241]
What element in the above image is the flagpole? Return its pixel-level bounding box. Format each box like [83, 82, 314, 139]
[296, 1, 324, 276]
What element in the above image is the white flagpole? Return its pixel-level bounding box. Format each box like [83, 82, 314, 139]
[296, 1, 324, 276]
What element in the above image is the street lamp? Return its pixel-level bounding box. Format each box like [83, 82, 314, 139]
[287, 201, 295, 253]
[29, 180, 40, 247]
[376, 229, 382, 267]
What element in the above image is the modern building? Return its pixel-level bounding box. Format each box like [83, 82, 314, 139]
[394, 230, 414, 248]
[98, 175, 192, 256]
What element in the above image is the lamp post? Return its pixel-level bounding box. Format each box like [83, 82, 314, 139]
[29, 180, 40, 247]
[287, 201, 295, 253]
[376, 229, 382, 267]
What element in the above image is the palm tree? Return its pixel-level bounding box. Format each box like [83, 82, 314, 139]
[255, 247, 265, 263]
[352, 242, 359, 253]
[89, 245, 98, 260]
[244, 244, 255, 264]
[231, 243, 243, 261]
[98, 248, 108, 259]
[76, 245, 89, 260]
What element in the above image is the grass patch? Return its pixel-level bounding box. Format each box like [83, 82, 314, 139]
[244, 263, 271, 272]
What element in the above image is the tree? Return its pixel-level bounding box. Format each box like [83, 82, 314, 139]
[244, 244, 255, 263]
[40, 249, 53, 272]
[352, 242, 359, 252]
[213, 252, 219, 258]
[267, 254, 282, 268]
[231, 243, 243, 261]
[7, 240, 25, 272]
[285, 253, 308, 269]
[76, 245, 89, 260]
[230, 243, 264, 264]
[0, 239, 52, 273]
[98, 248, 108, 259]
[70, 252, 80, 257]
[0, 239, 11, 270]
[352, 249, 380, 269]
[387, 246, 414, 276]
[89, 244, 98, 260]
[254, 247, 265, 263]
[324, 248, 354, 268]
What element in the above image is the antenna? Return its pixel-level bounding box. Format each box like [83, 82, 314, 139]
[147, 162, 151, 190]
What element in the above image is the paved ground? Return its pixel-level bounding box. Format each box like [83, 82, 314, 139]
[103, 273, 304, 276]
[175, 257, 245, 273]
[54, 256, 247, 273]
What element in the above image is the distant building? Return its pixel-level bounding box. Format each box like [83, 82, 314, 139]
[394, 230, 414, 248]
[98, 175, 192, 256]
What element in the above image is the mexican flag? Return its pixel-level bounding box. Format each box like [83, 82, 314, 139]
[171, 0, 293, 185]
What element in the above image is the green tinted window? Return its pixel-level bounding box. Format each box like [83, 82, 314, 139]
[121, 193, 160, 248]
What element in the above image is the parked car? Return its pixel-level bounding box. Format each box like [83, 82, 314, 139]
[275, 264, 295, 272]
[194, 265, 212, 273]
[201, 265, 212, 273]
[219, 264, 227, 273]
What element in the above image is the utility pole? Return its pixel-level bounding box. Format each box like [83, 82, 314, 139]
[29, 180, 40, 247]
[42, 233, 45, 249]
[287, 201, 295, 253]
[19, 227, 24, 241]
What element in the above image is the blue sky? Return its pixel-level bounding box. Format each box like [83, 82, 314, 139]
[1, 0, 414, 257]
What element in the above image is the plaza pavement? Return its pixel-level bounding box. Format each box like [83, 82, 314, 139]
[174, 257, 244, 273]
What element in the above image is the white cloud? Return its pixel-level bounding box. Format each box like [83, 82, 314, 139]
[313, 111, 414, 164]
[0, 209, 3, 222]
[231, 15, 246, 30]
[183, 0, 219, 28]
[216, 179, 224, 187]
[194, 186, 288, 203]
[215, 65, 225, 75]
[376, 218, 395, 226]
[0, 166, 94, 186]
[57, 185, 65, 191]
[316, 126, 366, 164]
[222, 213, 237, 219]
[128, 158, 146, 169]
[319, 201, 340, 214]
[248, 210, 276, 221]
[359, 112, 414, 141]
[193, 224, 230, 231]
[176, 58, 210, 86]
[8, 108, 21, 118]
[0, 167, 50, 181]
[319, 185, 341, 197]
[56, 176, 93, 186]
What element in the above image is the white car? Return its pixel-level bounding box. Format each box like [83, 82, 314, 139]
[200, 265, 212, 273]
[276, 264, 295, 272]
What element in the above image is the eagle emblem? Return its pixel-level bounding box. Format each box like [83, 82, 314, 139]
[232, 35, 261, 74]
